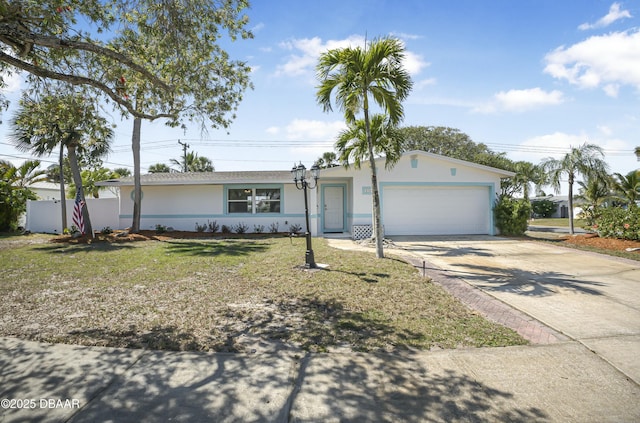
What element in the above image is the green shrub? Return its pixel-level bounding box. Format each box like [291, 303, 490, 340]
[195, 222, 207, 232]
[289, 223, 302, 234]
[101, 226, 113, 235]
[578, 206, 602, 228]
[593, 206, 640, 241]
[0, 182, 36, 232]
[155, 224, 167, 234]
[234, 222, 249, 234]
[494, 196, 531, 236]
[268, 222, 279, 233]
[221, 224, 232, 234]
[531, 199, 557, 218]
[207, 220, 219, 233]
[253, 224, 265, 234]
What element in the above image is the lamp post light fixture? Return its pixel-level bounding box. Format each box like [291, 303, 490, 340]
[291, 162, 320, 268]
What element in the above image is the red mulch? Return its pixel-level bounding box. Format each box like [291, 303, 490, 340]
[50, 230, 286, 244]
[561, 233, 640, 252]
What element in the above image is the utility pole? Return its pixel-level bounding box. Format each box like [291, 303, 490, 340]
[178, 139, 189, 172]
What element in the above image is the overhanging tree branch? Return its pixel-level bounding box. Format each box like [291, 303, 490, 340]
[0, 50, 175, 121]
[0, 22, 172, 92]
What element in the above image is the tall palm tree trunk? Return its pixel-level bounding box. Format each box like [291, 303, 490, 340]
[67, 144, 92, 235]
[363, 105, 384, 258]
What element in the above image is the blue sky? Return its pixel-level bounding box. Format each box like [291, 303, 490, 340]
[1, 0, 639, 192]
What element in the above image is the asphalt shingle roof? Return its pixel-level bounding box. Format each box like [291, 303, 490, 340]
[96, 170, 293, 186]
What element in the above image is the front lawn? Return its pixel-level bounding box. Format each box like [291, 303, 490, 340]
[528, 218, 587, 228]
[0, 235, 526, 352]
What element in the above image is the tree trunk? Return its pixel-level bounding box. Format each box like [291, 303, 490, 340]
[568, 173, 574, 235]
[131, 116, 142, 233]
[67, 144, 92, 235]
[58, 142, 67, 232]
[363, 105, 384, 258]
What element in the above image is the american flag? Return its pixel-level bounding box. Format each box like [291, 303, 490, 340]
[72, 192, 85, 235]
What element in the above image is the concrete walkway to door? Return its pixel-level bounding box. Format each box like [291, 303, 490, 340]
[384, 235, 640, 385]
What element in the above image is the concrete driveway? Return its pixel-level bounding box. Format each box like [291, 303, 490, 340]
[388, 235, 640, 385]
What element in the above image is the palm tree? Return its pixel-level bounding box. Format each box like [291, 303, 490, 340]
[612, 170, 640, 207]
[513, 161, 545, 200]
[575, 175, 614, 225]
[314, 151, 339, 169]
[317, 36, 412, 258]
[541, 143, 609, 234]
[0, 160, 46, 231]
[170, 151, 214, 172]
[68, 167, 117, 199]
[336, 114, 404, 169]
[9, 91, 113, 234]
[148, 163, 172, 173]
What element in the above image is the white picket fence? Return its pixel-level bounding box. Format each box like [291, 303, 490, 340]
[26, 198, 119, 234]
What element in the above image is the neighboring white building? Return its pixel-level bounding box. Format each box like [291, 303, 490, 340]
[28, 181, 118, 200]
[530, 195, 584, 219]
[29, 182, 63, 201]
[95, 151, 514, 238]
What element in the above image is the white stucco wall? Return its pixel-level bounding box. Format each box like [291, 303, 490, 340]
[116, 183, 310, 233]
[96, 152, 509, 236]
[317, 152, 507, 235]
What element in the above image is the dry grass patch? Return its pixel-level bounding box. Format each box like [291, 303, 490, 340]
[0, 235, 526, 352]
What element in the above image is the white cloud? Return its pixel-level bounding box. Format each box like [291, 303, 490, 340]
[603, 83, 620, 97]
[284, 119, 347, 140]
[275, 35, 429, 79]
[578, 2, 632, 30]
[403, 51, 429, 75]
[507, 131, 630, 165]
[390, 32, 423, 41]
[597, 125, 613, 136]
[251, 22, 265, 32]
[544, 30, 640, 94]
[276, 35, 365, 77]
[473, 88, 564, 114]
[506, 132, 590, 166]
[265, 126, 280, 135]
[414, 78, 437, 90]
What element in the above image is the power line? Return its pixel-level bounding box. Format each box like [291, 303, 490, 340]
[4, 138, 635, 154]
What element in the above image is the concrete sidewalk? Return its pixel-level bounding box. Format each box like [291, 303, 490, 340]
[1, 337, 639, 422]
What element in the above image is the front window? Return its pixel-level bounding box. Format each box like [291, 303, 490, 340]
[255, 188, 280, 213]
[227, 187, 281, 214]
[228, 189, 253, 213]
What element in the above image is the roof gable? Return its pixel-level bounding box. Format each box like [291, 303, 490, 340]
[97, 151, 515, 187]
[321, 150, 516, 177]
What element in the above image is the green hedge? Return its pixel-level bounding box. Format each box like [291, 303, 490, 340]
[494, 197, 531, 236]
[531, 199, 557, 218]
[593, 206, 640, 241]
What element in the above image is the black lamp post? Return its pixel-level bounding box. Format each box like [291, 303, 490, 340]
[291, 162, 320, 268]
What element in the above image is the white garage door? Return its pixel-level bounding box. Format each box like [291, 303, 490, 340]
[382, 185, 490, 235]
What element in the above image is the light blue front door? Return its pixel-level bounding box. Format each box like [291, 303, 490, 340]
[323, 185, 344, 232]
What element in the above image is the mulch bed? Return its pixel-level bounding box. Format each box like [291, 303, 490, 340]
[50, 230, 297, 244]
[561, 233, 640, 252]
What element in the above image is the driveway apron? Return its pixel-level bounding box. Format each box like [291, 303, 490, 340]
[388, 236, 640, 385]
